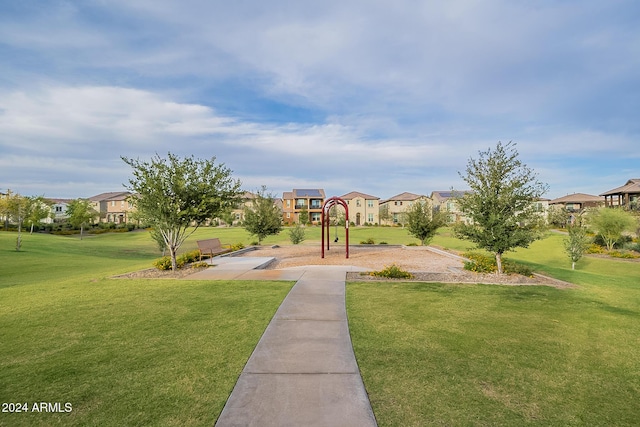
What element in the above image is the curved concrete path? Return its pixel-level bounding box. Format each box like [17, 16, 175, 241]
[212, 265, 378, 427]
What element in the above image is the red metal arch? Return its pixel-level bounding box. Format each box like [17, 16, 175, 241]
[321, 196, 349, 259]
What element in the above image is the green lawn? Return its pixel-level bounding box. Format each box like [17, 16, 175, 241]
[348, 231, 640, 426]
[0, 231, 293, 426]
[2, 227, 639, 426]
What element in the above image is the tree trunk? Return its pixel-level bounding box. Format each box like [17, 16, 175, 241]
[495, 252, 503, 274]
[170, 246, 178, 271]
[572, 261, 576, 270]
[80, 225, 84, 240]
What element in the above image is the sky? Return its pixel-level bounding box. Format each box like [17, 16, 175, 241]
[1, 0, 638, 201]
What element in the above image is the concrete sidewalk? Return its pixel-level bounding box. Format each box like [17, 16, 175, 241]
[214, 265, 378, 427]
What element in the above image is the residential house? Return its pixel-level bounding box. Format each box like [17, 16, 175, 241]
[430, 190, 471, 223]
[89, 192, 135, 224]
[549, 193, 604, 212]
[46, 198, 73, 223]
[227, 191, 283, 225]
[282, 189, 325, 225]
[600, 179, 640, 210]
[379, 192, 431, 226]
[340, 191, 380, 225]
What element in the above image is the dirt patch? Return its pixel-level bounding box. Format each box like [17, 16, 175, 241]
[113, 244, 575, 288]
[241, 245, 575, 288]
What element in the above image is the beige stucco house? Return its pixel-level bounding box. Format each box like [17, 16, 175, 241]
[379, 192, 431, 226]
[89, 192, 135, 224]
[430, 190, 471, 223]
[340, 191, 380, 225]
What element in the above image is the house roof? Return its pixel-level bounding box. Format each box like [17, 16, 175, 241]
[549, 193, 604, 204]
[340, 191, 379, 200]
[430, 190, 471, 200]
[380, 192, 426, 204]
[46, 198, 73, 204]
[88, 191, 131, 202]
[283, 189, 326, 199]
[600, 179, 640, 196]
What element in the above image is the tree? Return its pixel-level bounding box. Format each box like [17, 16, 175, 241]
[588, 207, 637, 251]
[454, 141, 549, 274]
[243, 186, 283, 244]
[564, 224, 591, 270]
[405, 200, 447, 245]
[66, 198, 97, 240]
[2, 190, 29, 250]
[122, 153, 242, 271]
[379, 204, 392, 225]
[547, 205, 571, 228]
[25, 196, 53, 233]
[288, 223, 306, 244]
[298, 205, 310, 226]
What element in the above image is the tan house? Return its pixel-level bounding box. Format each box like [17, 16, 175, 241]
[379, 192, 431, 226]
[227, 191, 283, 225]
[282, 189, 325, 225]
[600, 179, 640, 210]
[549, 193, 604, 212]
[430, 190, 471, 223]
[340, 191, 380, 225]
[89, 192, 135, 224]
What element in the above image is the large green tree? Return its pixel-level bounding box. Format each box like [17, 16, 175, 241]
[122, 153, 242, 271]
[405, 200, 447, 245]
[588, 207, 637, 251]
[66, 198, 98, 240]
[454, 141, 549, 274]
[243, 186, 283, 244]
[25, 196, 53, 233]
[1, 190, 30, 250]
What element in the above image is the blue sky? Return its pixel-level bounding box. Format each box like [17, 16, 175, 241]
[1, 0, 638, 200]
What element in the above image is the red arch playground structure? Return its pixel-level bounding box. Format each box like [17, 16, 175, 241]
[321, 196, 349, 259]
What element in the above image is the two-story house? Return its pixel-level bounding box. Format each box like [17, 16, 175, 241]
[89, 191, 135, 224]
[340, 191, 380, 225]
[46, 198, 73, 223]
[282, 189, 325, 225]
[430, 190, 471, 223]
[601, 179, 640, 209]
[379, 192, 432, 226]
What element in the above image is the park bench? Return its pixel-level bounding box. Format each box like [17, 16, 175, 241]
[196, 238, 231, 260]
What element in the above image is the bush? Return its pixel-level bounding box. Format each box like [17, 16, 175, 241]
[609, 250, 640, 259]
[289, 224, 306, 245]
[379, 241, 388, 245]
[370, 264, 414, 279]
[360, 238, 375, 244]
[229, 242, 245, 252]
[153, 256, 173, 271]
[177, 250, 200, 265]
[586, 243, 606, 254]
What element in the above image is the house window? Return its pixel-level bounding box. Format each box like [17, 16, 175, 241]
[55, 206, 63, 213]
[368, 200, 374, 208]
[296, 199, 306, 208]
[356, 200, 361, 207]
[111, 201, 115, 207]
[286, 212, 291, 218]
[286, 200, 291, 208]
[368, 213, 374, 223]
[311, 213, 321, 222]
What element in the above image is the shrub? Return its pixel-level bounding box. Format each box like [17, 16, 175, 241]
[360, 238, 375, 244]
[379, 241, 388, 245]
[229, 242, 245, 251]
[370, 264, 414, 279]
[406, 242, 418, 246]
[153, 256, 173, 271]
[585, 243, 606, 254]
[177, 250, 200, 265]
[609, 250, 640, 259]
[190, 261, 209, 268]
[288, 224, 306, 245]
